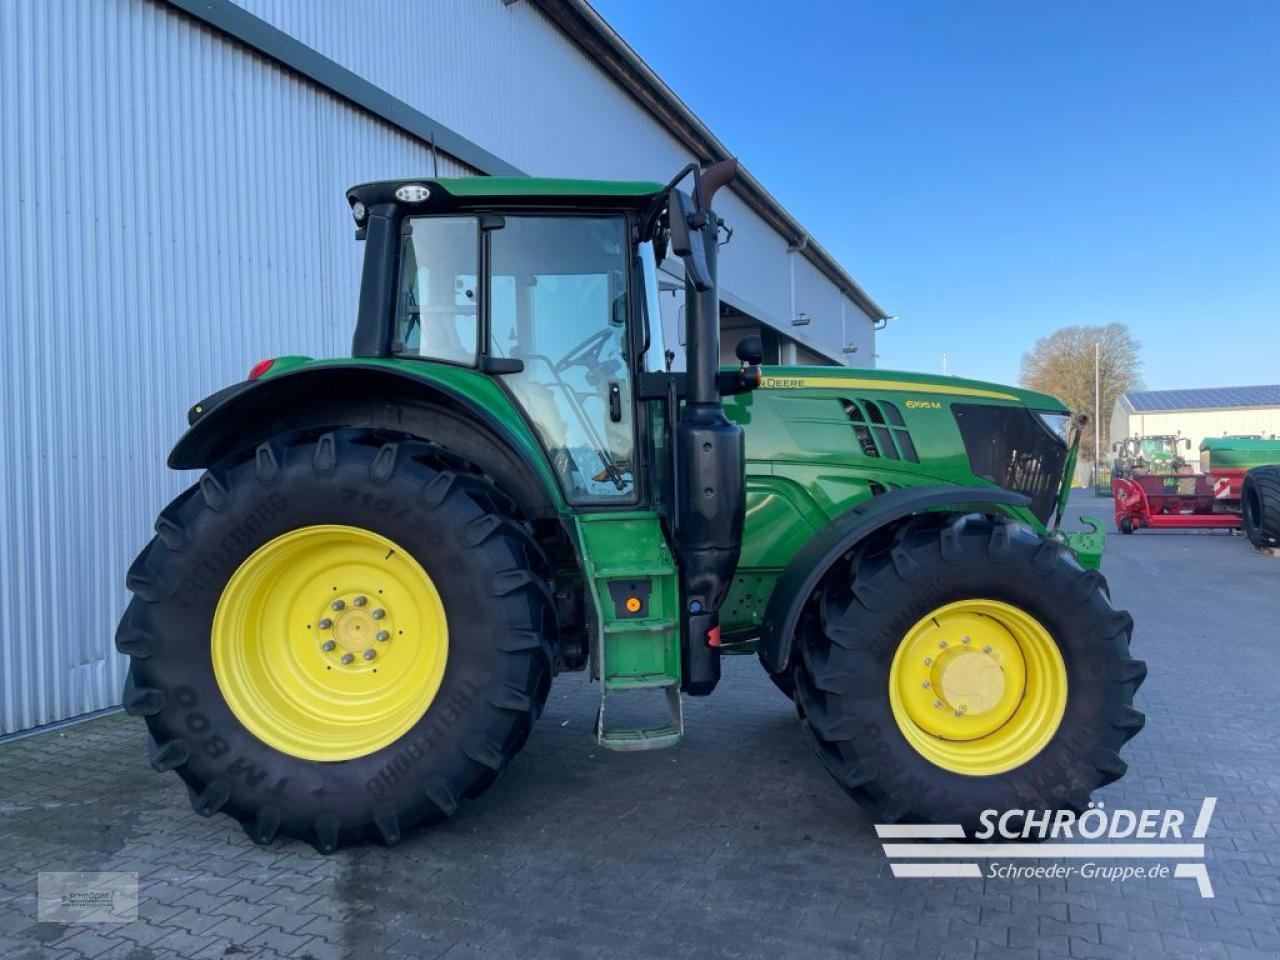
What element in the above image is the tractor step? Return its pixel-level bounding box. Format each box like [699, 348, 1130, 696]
[574, 512, 683, 752]
[595, 684, 683, 752]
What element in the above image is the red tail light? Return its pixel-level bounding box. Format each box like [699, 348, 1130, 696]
[247, 358, 275, 381]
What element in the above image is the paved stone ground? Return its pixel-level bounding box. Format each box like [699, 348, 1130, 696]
[2, 492, 1278, 960]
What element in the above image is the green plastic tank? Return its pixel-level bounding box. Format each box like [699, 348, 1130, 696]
[1199, 437, 1280, 473]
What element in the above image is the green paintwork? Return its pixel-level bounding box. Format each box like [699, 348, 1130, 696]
[256, 355, 566, 511]
[1199, 437, 1280, 471]
[253, 354, 1080, 644]
[1054, 426, 1082, 528]
[423, 177, 662, 200]
[1055, 517, 1104, 571]
[748, 365, 1066, 411]
[574, 512, 680, 689]
[574, 512, 682, 749]
[716, 367, 1064, 638]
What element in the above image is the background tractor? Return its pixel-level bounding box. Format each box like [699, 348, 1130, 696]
[1111, 434, 1192, 479]
[1110, 434, 1231, 534]
[118, 162, 1144, 852]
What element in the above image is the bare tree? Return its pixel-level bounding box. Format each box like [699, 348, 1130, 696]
[1020, 324, 1143, 462]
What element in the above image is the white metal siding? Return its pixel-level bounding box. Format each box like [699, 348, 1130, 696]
[0, 0, 471, 734]
[229, 0, 865, 359]
[1110, 405, 1280, 468]
[2, 0, 877, 735]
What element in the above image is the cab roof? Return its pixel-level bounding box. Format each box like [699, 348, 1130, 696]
[347, 176, 665, 213]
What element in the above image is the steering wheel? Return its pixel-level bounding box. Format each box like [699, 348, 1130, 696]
[553, 328, 615, 375]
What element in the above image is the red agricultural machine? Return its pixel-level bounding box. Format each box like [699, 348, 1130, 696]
[1112, 472, 1238, 534]
[1112, 435, 1280, 537]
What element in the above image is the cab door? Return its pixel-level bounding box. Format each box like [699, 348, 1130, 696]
[487, 216, 637, 504]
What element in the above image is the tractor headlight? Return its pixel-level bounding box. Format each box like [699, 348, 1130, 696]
[351, 200, 367, 223]
[1034, 411, 1071, 445]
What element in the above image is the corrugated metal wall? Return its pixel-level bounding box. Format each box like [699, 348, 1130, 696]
[0, 0, 471, 735]
[230, 0, 878, 362]
[2, 0, 879, 735]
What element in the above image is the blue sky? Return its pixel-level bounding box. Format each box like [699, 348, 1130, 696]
[591, 0, 1279, 389]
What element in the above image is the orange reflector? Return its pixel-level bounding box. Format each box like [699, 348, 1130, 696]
[707, 625, 721, 647]
[625, 597, 641, 613]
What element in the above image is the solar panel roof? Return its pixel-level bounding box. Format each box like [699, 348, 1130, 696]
[1124, 385, 1280, 412]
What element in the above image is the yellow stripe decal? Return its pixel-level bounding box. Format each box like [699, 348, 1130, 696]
[758, 376, 1020, 403]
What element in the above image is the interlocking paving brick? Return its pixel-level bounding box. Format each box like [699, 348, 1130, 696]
[0, 493, 1277, 960]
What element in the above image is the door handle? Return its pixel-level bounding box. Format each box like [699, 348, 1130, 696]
[608, 382, 622, 422]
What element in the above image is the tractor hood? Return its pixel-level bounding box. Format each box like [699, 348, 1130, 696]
[752, 365, 1067, 412]
[725, 365, 1072, 528]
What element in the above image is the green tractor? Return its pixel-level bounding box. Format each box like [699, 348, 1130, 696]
[118, 162, 1144, 852]
[1111, 434, 1192, 478]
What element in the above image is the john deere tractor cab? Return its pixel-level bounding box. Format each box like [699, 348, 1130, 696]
[1112, 434, 1192, 478]
[119, 162, 1144, 852]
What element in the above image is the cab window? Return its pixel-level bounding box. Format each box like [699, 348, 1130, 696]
[489, 216, 635, 503]
[394, 217, 479, 364]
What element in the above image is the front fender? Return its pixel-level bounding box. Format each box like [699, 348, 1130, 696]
[758, 485, 1032, 674]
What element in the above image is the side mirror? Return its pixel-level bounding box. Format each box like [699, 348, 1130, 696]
[735, 334, 763, 366]
[667, 187, 712, 293]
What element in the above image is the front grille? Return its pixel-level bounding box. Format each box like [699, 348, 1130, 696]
[952, 404, 1067, 524]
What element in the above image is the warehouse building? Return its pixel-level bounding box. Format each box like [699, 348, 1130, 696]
[0, 0, 887, 735]
[1109, 385, 1280, 467]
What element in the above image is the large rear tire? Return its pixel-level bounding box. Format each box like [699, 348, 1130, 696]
[1242, 466, 1280, 548]
[793, 513, 1144, 831]
[758, 652, 795, 699]
[116, 430, 555, 852]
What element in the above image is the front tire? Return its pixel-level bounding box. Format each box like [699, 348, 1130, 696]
[116, 430, 555, 852]
[793, 513, 1144, 831]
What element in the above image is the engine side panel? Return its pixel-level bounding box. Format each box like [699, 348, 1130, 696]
[719, 367, 1061, 639]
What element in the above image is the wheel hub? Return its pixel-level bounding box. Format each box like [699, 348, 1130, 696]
[323, 595, 391, 662]
[888, 599, 1066, 774]
[212, 525, 448, 761]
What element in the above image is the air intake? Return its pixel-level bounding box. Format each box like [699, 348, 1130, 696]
[839, 399, 919, 463]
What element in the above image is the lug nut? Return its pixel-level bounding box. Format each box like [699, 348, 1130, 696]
[376, 630, 390, 642]
[921, 680, 930, 689]
[318, 618, 333, 630]
[983, 645, 992, 654]
[939, 640, 948, 649]
[331, 599, 345, 611]
[341, 652, 354, 665]
[371, 608, 386, 620]
[363, 648, 376, 661]
[924, 657, 933, 666]
[933, 699, 943, 709]
[322, 640, 336, 652]
[353, 595, 367, 607]
[962, 635, 971, 645]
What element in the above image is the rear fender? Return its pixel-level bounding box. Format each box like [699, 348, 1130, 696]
[757, 485, 1032, 674]
[169, 364, 561, 521]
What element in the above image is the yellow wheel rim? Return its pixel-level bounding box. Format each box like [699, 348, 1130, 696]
[888, 599, 1066, 776]
[212, 525, 448, 761]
